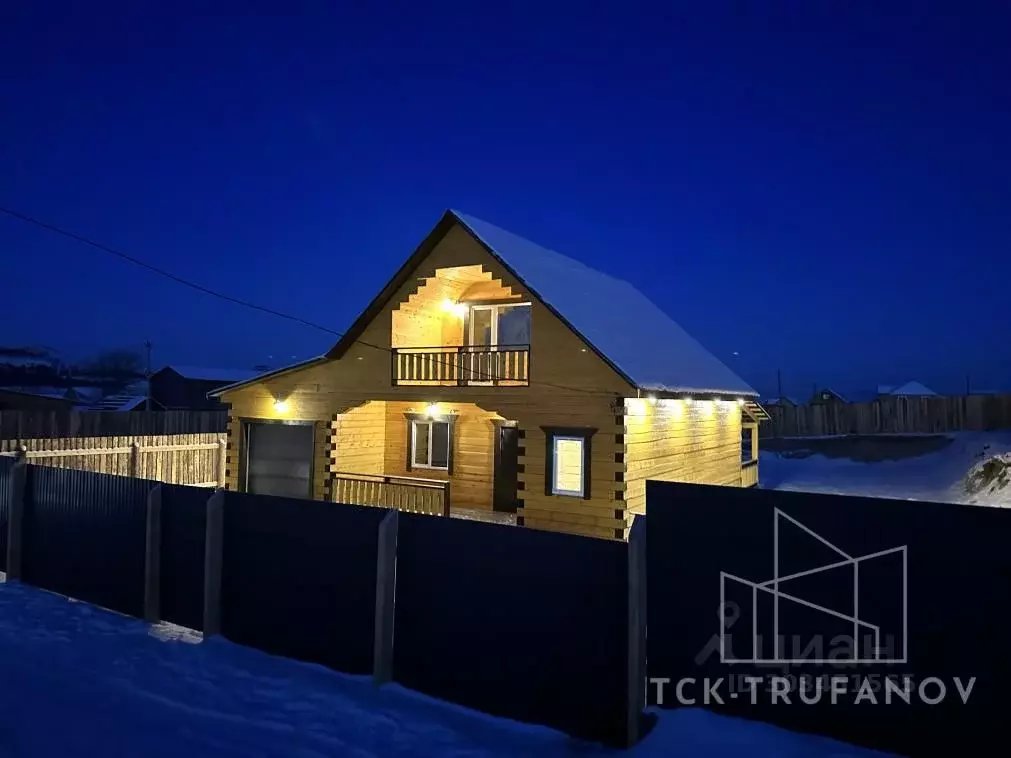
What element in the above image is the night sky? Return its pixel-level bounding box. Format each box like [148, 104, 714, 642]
[3, 2, 1009, 397]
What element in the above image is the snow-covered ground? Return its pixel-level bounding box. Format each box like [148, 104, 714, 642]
[762, 432, 1011, 507]
[0, 582, 883, 757]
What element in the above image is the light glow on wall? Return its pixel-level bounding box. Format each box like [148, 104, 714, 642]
[440, 299, 468, 318]
[425, 403, 440, 417]
[273, 399, 290, 413]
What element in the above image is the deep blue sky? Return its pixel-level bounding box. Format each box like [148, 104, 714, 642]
[3, 1, 1009, 397]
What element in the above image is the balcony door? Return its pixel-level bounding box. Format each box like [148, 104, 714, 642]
[467, 303, 530, 383]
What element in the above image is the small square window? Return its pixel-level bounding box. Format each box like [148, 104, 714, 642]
[410, 419, 451, 471]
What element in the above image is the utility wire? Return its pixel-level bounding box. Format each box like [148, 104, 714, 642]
[0, 205, 623, 399]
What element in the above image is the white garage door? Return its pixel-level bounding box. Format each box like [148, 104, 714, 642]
[244, 422, 315, 498]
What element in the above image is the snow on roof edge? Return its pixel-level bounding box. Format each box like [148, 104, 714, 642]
[452, 211, 756, 396]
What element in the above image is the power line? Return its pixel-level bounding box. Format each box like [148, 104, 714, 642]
[0, 206, 344, 337]
[0, 205, 621, 398]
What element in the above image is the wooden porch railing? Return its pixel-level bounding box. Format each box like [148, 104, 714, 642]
[392, 345, 530, 386]
[331, 472, 451, 516]
[741, 460, 759, 488]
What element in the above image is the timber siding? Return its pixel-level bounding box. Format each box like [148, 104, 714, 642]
[219, 220, 755, 539]
[221, 224, 634, 538]
[623, 398, 744, 517]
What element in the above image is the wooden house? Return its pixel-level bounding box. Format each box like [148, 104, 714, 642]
[211, 211, 767, 539]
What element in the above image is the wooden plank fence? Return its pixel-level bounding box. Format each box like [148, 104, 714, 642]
[0, 410, 227, 439]
[764, 394, 1011, 438]
[0, 433, 227, 487]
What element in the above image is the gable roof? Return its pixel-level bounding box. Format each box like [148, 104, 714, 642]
[879, 381, 937, 397]
[208, 355, 329, 397]
[328, 210, 756, 396]
[156, 365, 263, 383]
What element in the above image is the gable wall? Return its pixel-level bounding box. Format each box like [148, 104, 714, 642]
[220, 222, 640, 538]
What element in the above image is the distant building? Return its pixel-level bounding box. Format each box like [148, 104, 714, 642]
[763, 396, 801, 408]
[877, 381, 938, 397]
[149, 366, 265, 410]
[0, 387, 77, 412]
[810, 388, 849, 405]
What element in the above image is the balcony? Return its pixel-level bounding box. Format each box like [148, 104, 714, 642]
[392, 345, 530, 387]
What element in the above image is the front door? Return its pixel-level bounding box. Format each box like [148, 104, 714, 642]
[493, 424, 519, 512]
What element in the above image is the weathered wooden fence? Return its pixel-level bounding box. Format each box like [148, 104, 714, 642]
[0, 462, 645, 748]
[764, 394, 1011, 437]
[0, 434, 226, 487]
[0, 410, 227, 439]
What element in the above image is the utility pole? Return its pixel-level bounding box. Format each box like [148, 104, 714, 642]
[144, 340, 153, 411]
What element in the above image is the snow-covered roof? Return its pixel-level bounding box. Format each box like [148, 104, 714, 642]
[453, 212, 756, 396]
[1, 386, 72, 401]
[880, 381, 938, 397]
[158, 365, 263, 383]
[763, 396, 801, 407]
[89, 393, 153, 411]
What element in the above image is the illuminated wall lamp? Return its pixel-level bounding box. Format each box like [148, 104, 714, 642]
[273, 399, 290, 413]
[425, 403, 440, 418]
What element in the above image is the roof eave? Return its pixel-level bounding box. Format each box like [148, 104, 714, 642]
[635, 384, 760, 399]
[207, 356, 330, 398]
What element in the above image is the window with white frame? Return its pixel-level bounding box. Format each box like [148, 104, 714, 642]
[542, 426, 596, 499]
[410, 418, 451, 470]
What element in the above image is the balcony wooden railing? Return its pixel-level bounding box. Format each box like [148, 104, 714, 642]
[741, 459, 759, 488]
[392, 345, 530, 386]
[331, 472, 450, 516]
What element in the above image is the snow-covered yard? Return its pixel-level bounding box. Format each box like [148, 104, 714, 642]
[761, 432, 1011, 507]
[0, 582, 883, 757]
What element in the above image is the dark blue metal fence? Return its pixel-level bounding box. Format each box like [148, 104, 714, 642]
[159, 484, 208, 631]
[219, 491, 386, 675]
[392, 513, 630, 746]
[645, 480, 1011, 757]
[24, 465, 151, 617]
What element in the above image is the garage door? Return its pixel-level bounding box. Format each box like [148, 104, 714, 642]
[243, 422, 315, 498]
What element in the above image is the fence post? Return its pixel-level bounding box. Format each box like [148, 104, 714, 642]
[143, 485, 163, 622]
[6, 448, 28, 582]
[203, 489, 225, 637]
[129, 441, 141, 478]
[442, 481, 452, 517]
[373, 509, 399, 686]
[216, 438, 227, 487]
[626, 515, 647, 747]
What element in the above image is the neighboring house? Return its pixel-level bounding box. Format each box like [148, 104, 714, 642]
[763, 396, 801, 407]
[211, 210, 767, 540]
[150, 366, 263, 410]
[0, 387, 78, 411]
[90, 393, 166, 411]
[877, 381, 938, 397]
[811, 388, 849, 404]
